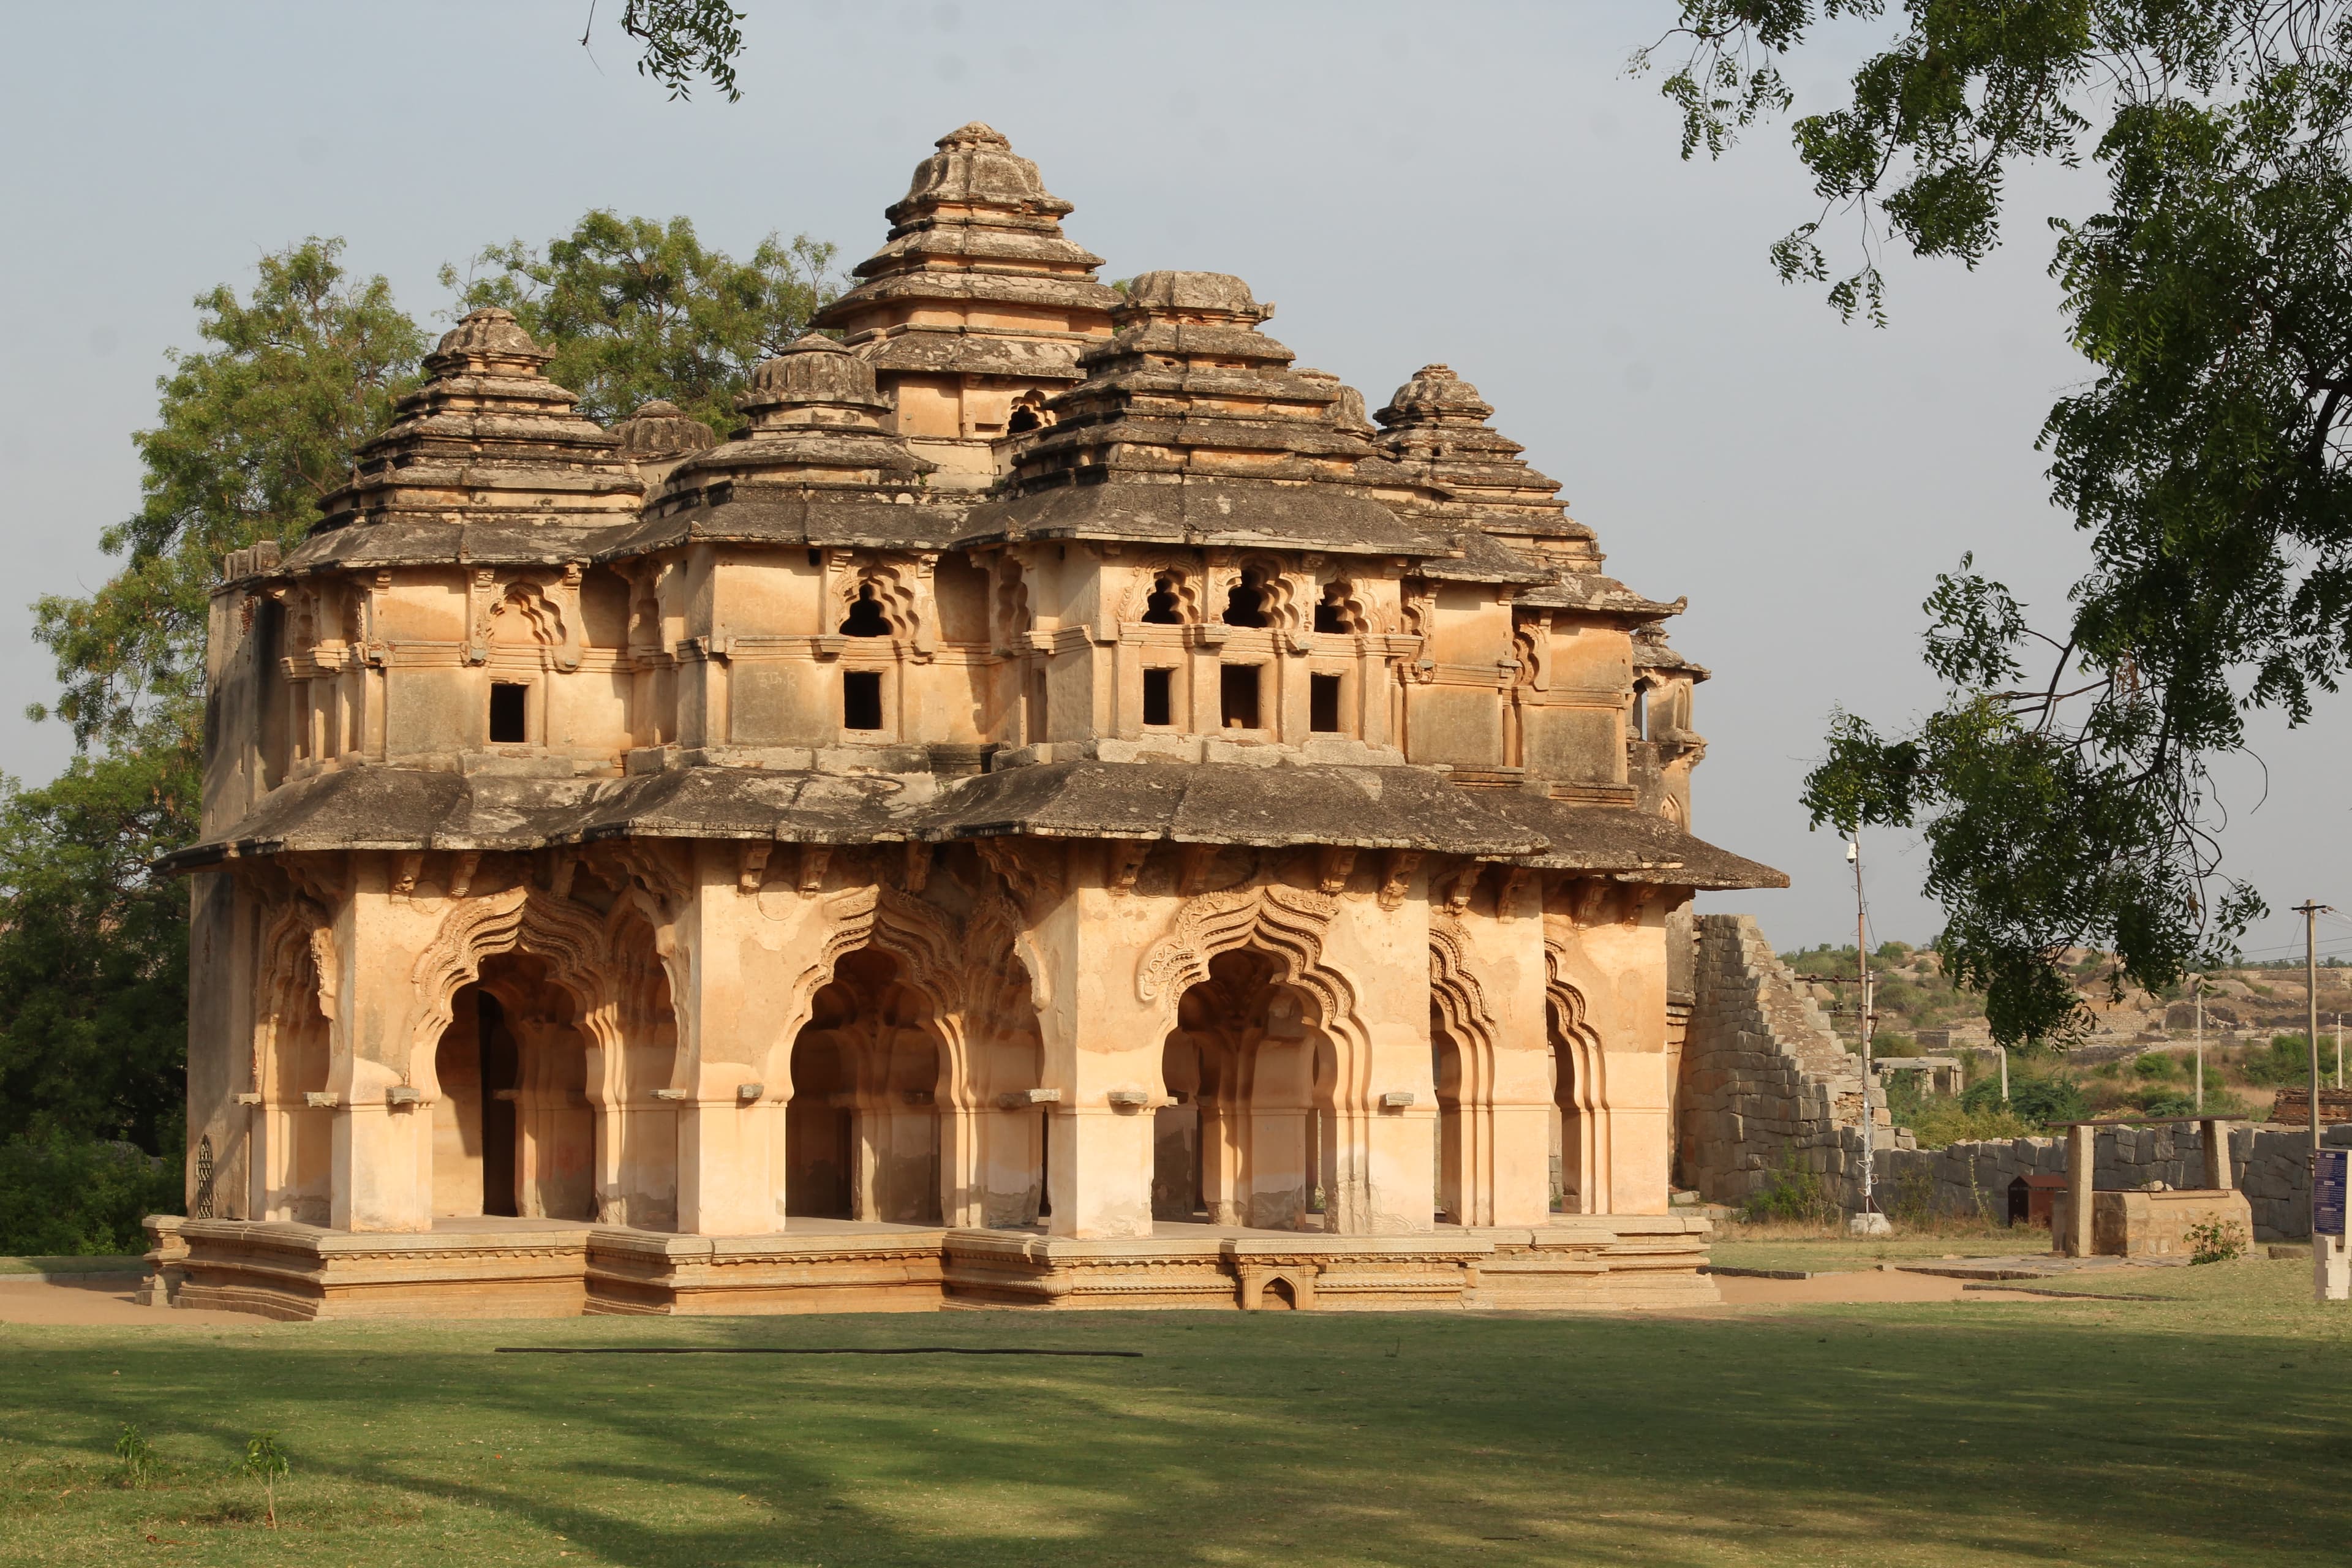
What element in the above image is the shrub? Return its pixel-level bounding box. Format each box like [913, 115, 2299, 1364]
[1742, 1144, 1834, 1224]
[1874, 1030, 1923, 1058]
[1891, 1074, 2030, 1147]
[2133, 1052, 2180, 1081]
[1890, 1161, 1937, 1224]
[2132, 1087, 2198, 1118]
[239, 1431, 290, 1529]
[0, 1133, 179, 1256]
[2185, 1216, 2248, 1265]
[114, 1423, 157, 1488]
[2242, 1036, 2314, 1088]
[1999, 1074, 2090, 1130]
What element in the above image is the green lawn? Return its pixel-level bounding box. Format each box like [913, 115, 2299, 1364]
[4, 1261, 2348, 1567]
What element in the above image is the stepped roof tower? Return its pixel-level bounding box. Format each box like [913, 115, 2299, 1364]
[162, 126, 1781, 1325]
[813, 123, 1120, 488]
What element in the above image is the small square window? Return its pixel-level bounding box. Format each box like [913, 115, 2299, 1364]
[1219, 664, 1262, 731]
[489, 682, 528, 744]
[1310, 673, 1343, 733]
[1142, 668, 1174, 727]
[843, 670, 883, 731]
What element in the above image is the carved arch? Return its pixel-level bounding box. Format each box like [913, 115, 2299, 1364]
[254, 893, 336, 1098]
[407, 886, 635, 1071]
[1211, 552, 1309, 639]
[827, 553, 933, 658]
[1545, 935, 1610, 1213]
[1134, 878, 1371, 1109]
[760, 884, 976, 1104]
[1117, 556, 1204, 625]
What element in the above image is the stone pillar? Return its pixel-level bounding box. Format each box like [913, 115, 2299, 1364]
[329, 856, 435, 1233]
[1031, 861, 1161, 1239]
[2064, 1123, 2095, 1257]
[2202, 1119, 2232, 1191]
[674, 848, 780, 1235]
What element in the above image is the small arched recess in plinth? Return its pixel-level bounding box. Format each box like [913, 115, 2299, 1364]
[1545, 941, 1608, 1215]
[759, 880, 1044, 1229]
[1137, 880, 1374, 1233]
[409, 886, 680, 1230]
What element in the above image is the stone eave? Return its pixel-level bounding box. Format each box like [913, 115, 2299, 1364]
[1482, 795, 1787, 890]
[1513, 575, 1687, 622]
[271, 518, 616, 578]
[961, 476, 1460, 559]
[162, 760, 1784, 886]
[598, 489, 970, 557]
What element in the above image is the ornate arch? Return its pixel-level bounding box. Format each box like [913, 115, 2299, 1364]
[1545, 935, 1610, 1210]
[1134, 878, 1372, 1108]
[827, 552, 932, 658]
[407, 886, 636, 1076]
[1116, 556, 1204, 625]
[254, 893, 336, 1098]
[1428, 913, 1501, 1073]
[1210, 551, 1309, 639]
[760, 884, 977, 1102]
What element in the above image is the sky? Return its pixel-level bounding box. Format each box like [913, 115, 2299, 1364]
[3, 0, 2349, 959]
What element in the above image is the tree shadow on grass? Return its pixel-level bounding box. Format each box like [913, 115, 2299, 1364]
[6, 1300, 2350, 1566]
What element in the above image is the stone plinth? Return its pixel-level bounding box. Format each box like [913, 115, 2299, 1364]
[2051, 1189, 2256, 1259]
[163, 1215, 1708, 1319]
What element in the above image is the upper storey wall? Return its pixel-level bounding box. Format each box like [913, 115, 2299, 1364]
[211, 137, 1708, 822]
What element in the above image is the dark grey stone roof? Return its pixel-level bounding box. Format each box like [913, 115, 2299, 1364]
[164, 760, 1785, 888]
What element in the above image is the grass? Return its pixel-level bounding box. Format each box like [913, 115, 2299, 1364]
[3, 1267, 2350, 1567]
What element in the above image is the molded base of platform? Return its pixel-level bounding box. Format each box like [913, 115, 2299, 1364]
[152, 1214, 1716, 1320]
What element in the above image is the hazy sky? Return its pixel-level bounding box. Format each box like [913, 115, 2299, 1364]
[4, 1, 2348, 959]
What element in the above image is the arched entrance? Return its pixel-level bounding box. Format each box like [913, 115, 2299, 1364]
[255, 913, 333, 1225]
[1549, 991, 1601, 1215]
[1157, 948, 1333, 1231]
[1433, 1014, 1466, 1223]
[785, 947, 946, 1224]
[429, 952, 596, 1221]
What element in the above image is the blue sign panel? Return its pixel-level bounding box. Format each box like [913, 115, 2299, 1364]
[2318, 1148, 2349, 1239]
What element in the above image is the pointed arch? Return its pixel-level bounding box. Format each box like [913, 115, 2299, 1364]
[759, 883, 974, 1102]
[1134, 878, 1371, 1111]
[1545, 936, 1610, 1214]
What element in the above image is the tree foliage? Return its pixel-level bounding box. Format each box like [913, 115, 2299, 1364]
[0, 241, 424, 1167]
[31, 241, 424, 751]
[442, 211, 842, 434]
[1644, 3, 2352, 1041]
[608, 0, 747, 100]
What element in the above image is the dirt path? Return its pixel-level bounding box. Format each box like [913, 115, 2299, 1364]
[0, 1278, 254, 1327]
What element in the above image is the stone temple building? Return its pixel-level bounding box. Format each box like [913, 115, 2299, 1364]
[156, 123, 1782, 1318]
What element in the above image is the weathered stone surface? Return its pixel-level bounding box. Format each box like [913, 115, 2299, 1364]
[168, 126, 1779, 1322]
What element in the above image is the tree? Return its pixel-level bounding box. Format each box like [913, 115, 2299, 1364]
[32, 238, 426, 752]
[0, 241, 426, 1164]
[1642, 3, 2352, 1042]
[442, 211, 843, 435]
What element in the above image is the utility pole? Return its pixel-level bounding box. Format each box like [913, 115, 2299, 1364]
[2296, 902, 2334, 1202]
[2336, 1012, 2343, 1092]
[2190, 974, 2204, 1114]
[1849, 835, 1885, 1234]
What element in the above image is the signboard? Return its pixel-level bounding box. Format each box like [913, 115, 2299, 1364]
[2318, 1148, 2349, 1239]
